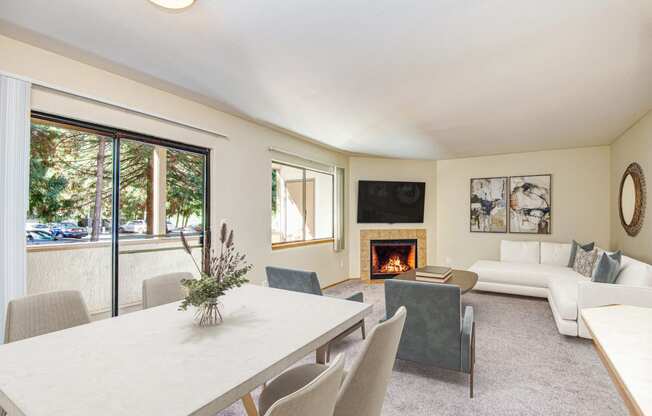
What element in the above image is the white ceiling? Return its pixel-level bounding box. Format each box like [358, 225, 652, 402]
[1, 0, 651, 159]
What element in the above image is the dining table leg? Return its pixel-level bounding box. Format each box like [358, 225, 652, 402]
[241, 393, 259, 416]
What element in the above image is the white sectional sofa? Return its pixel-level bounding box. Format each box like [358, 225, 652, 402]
[469, 240, 652, 337]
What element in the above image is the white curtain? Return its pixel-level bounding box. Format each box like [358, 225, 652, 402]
[0, 75, 30, 343]
[333, 166, 346, 252]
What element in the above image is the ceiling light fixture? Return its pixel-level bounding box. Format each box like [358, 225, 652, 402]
[149, 0, 195, 10]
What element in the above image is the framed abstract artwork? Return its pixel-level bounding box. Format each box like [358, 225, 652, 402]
[470, 177, 508, 233]
[509, 174, 552, 234]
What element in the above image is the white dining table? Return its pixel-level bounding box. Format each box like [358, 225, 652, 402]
[0, 284, 372, 416]
[581, 305, 652, 416]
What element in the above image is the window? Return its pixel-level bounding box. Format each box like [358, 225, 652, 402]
[27, 113, 209, 319]
[271, 161, 334, 246]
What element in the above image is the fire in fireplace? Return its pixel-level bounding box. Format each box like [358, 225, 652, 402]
[370, 239, 418, 279]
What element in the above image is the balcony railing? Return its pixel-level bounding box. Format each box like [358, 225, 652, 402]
[27, 236, 201, 319]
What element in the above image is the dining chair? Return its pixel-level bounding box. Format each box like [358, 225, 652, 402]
[2, 290, 91, 416]
[4, 290, 91, 344]
[142, 272, 192, 309]
[263, 353, 346, 416]
[265, 266, 366, 360]
[258, 307, 407, 416]
[385, 279, 476, 397]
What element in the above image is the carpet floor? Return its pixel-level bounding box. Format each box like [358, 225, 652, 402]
[217, 280, 627, 416]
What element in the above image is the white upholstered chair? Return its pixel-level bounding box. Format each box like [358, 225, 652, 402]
[4, 290, 91, 344]
[259, 306, 407, 416]
[141, 272, 192, 309]
[264, 353, 345, 416]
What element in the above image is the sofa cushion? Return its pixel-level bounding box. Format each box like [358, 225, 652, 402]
[500, 240, 540, 264]
[541, 242, 571, 266]
[548, 275, 582, 320]
[592, 251, 622, 284]
[568, 240, 595, 267]
[469, 260, 567, 288]
[572, 246, 598, 278]
[616, 256, 652, 287]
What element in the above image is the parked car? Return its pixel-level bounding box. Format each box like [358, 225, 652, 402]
[55, 222, 89, 239]
[26, 230, 55, 244]
[27, 223, 51, 233]
[45, 223, 64, 239]
[26, 223, 63, 240]
[119, 220, 147, 234]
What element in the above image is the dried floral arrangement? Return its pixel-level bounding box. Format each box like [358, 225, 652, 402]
[179, 222, 252, 325]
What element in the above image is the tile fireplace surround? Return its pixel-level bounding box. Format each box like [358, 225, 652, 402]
[360, 229, 427, 280]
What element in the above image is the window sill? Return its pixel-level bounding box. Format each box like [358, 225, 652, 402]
[272, 238, 334, 251]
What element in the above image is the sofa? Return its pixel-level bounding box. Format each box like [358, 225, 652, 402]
[469, 240, 652, 337]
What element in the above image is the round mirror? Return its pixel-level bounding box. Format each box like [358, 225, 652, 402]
[619, 163, 646, 237]
[621, 174, 636, 225]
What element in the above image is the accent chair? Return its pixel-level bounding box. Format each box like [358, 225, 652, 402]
[384, 279, 476, 397]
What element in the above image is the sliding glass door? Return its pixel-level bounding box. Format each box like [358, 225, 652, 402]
[26, 113, 210, 319]
[27, 117, 115, 318]
[117, 139, 208, 315]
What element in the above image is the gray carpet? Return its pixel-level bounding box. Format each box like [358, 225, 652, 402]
[218, 281, 627, 415]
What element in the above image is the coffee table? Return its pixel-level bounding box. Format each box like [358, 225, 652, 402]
[396, 268, 478, 294]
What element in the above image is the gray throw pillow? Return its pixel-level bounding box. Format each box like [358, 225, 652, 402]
[592, 251, 623, 284]
[568, 240, 595, 267]
[573, 246, 598, 278]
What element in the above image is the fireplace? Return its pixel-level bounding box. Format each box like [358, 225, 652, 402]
[370, 239, 418, 279]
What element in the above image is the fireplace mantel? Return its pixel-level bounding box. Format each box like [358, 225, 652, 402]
[360, 229, 426, 280]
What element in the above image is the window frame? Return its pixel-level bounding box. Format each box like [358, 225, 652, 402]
[29, 111, 211, 317]
[271, 160, 334, 249]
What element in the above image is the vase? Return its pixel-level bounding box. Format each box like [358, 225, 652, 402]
[194, 298, 223, 326]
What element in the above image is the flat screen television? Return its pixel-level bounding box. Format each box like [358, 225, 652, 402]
[357, 180, 425, 223]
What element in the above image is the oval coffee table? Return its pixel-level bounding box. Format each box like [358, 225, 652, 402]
[396, 268, 478, 294]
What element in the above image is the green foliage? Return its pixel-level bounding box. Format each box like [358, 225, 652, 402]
[178, 223, 252, 310]
[166, 149, 205, 228]
[29, 156, 74, 222]
[30, 122, 112, 224]
[28, 121, 205, 229]
[118, 140, 152, 222]
[271, 169, 278, 215]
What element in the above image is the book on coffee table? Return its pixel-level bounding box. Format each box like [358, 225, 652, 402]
[416, 274, 452, 283]
[414, 266, 452, 282]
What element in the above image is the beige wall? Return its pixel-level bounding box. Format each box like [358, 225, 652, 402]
[4, 34, 645, 285]
[1, 35, 349, 287]
[610, 111, 652, 263]
[436, 147, 611, 269]
[348, 157, 437, 278]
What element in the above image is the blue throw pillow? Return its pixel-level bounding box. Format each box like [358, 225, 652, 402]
[568, 240, 595, 267]
[591, 251, 623, 284]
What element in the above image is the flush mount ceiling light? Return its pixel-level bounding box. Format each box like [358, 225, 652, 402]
[149, 0, 195, 9]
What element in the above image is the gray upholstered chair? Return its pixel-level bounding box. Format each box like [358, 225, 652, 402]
[384, 279, 476, 397]
[142, 272, 192, 309]
[264, 353, 346, 416]
[259, 306, 407, 416]
[4, 290, 91, 344]
[266, 266, 366, 360]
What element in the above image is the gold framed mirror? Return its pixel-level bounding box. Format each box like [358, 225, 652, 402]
[619, 162, 646, 237]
